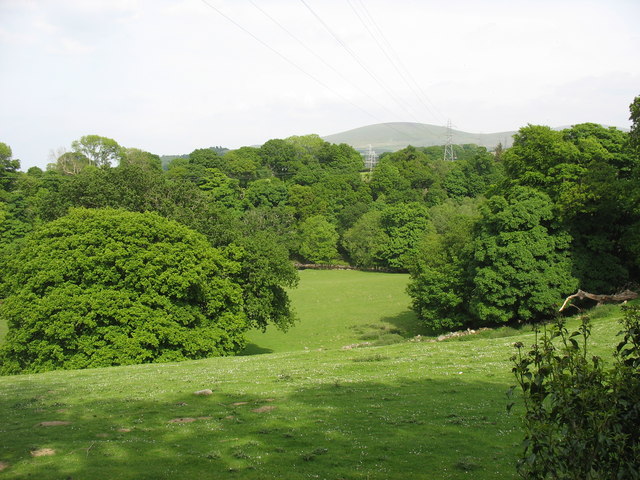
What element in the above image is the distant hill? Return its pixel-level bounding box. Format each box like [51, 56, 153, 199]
[322, 122, 516, 153]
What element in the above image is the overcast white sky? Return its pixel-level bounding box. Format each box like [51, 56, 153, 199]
[1, 0, 639, 170]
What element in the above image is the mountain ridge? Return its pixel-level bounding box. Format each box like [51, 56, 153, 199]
[322, 122, 515, 153]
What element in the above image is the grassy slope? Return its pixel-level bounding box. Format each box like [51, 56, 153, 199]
[0, 272, 628, 479]
[243, 270, 427, 354]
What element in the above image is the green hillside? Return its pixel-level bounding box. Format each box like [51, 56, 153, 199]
[322, 122, 515, 152]
[0, 271, 629, 479]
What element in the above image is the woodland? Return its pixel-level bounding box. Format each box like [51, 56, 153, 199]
[0, 96, 639, 374]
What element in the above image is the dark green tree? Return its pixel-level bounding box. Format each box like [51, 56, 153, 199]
[503, 122, 638, 292]
[468, 187, 577, 325]
[628, 95, 640, 153]
[221, 147, 262, 186]
[227, 232, 298, 332]
[259, 139, 300, 177]
[378, 202, 431, 270]
[443, 147, 503, 198]
[0, 142, 20, 192]
[245, 178, 288, 209]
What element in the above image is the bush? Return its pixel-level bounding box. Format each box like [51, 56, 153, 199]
[0, 208, 247, 374]
[509, 307, 640, 479]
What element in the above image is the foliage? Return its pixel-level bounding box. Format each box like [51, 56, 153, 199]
[221, 146, 262, 185]
[120, 148, 163, 171]
[0, 208, 248, 373]
[342, 209, 388, 268]
[259, 139, 300, 176]
[468, 187, 577, 325]
[378, 202, 431, 270]
[408, 208, 478, 331]
[71, 135, 123, 168]
[51, 151, 93, 175]
[245, 178, 288, 209]
[0, 142, 20, 192]
[502, 122, 639, 292]
[298, 215, 339, 264]
[628, 95, 640, 153]
[510, 307, 640, 479]
[443, 147, 503, 199]
[227, 232, 299, 332]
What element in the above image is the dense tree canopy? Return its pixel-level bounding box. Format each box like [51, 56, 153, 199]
[409, 101, 638, 331]
[0, 208, 247, 373]
[467, 187, 578, 325]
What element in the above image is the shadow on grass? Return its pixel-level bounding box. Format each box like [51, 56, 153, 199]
[0, 373, 522, 479]
[238, 343, 274, 356]
[381, 309, 435, 338]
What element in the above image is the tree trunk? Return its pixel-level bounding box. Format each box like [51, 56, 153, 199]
[559, 289, 638, 312]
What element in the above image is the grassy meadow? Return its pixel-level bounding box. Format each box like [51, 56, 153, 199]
[0, 270, 628, 479]
[243, 270, 428, 354]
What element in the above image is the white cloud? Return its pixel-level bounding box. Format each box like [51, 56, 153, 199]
[1, 0, 639, 169]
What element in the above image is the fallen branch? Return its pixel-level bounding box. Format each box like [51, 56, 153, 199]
[559, 289, 638, 312]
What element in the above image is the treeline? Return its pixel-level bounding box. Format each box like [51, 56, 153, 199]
[0, 135, 500, 270]
[410, 105, 640, 330]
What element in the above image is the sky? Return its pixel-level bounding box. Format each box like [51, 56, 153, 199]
[1, 0, 639, 170]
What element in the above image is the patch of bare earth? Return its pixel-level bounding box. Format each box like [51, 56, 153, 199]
[37, 421, 71, 427]
[252, 406, 277, 413]
[0, 461, 9, 471]
[168, 418, 197, 423]
[30, 448, 56, 457]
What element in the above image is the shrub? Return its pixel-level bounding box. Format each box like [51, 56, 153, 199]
[509, 307, 640, 479]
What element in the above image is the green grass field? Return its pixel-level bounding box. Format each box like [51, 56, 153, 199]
[243, 270, 428, 354]
[0, 271, 628, 479]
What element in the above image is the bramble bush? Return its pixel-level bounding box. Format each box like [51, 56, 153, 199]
[509, 306, 640, 479]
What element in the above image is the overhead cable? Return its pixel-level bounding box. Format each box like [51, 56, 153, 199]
[198, 0, 381, 124]
[298, 0, 423, 124]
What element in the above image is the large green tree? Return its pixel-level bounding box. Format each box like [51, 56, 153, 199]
[342, 209, 388, 268]
[468, 187, 578, 325]
[0, 208, 248, 374]
[502, 122, 638, 291]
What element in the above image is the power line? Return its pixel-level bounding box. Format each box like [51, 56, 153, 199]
[246, 0, 401, 123]
[298, 0, 423, 124]
[198, 0, 382, 125]
[353, 0, 447, 124]
[346, 0, 442, 127]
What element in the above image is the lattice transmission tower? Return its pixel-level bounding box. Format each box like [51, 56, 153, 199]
[443, 119, 456, 161]
[364, 144, 379, 171]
